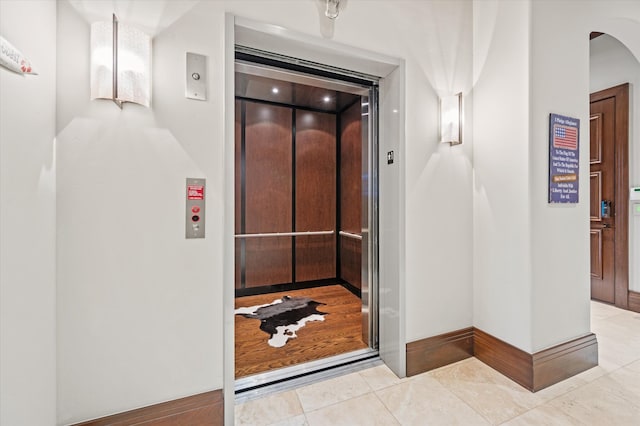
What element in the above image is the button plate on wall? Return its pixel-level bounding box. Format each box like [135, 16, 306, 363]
[186, 178, 205, 238]
[186, 52, 207, 101]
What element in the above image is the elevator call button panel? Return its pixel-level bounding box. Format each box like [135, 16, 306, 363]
[186, 178, 205, 239]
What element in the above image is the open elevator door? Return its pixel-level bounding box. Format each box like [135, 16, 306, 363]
[234, 48, 380, 393]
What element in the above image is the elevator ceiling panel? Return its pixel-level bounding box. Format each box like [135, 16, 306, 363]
[235, 72, 360, 113]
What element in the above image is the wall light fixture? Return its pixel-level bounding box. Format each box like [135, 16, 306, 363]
[325, 0, 341, 19]
[440, 93, 462, 145]
[91, 14, 151, 108]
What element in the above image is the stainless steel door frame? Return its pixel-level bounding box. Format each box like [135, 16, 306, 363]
[233, 54, 381, 396]
[361, 87, 379, 349]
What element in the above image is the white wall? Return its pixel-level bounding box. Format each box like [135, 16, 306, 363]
[590, 34, 640, 293]
[0, 1, 57, 425]
[56, 2, 223, 423]
[56, 0, 474, 422]
[528, 1, 593, 352]
[473, 0, 640, 354]
[529, 0, 640, 351]
[472, 0, 533, 351]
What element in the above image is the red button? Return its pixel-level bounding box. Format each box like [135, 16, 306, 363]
[191, 206, 201, 213]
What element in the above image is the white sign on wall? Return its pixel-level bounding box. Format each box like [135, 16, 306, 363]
[0, 36, 37, 74]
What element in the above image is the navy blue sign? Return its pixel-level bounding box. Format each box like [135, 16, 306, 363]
[549, 113, 580, 203]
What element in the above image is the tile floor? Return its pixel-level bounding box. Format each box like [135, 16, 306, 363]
[235, 301, 640, 425]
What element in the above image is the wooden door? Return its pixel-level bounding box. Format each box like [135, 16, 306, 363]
[589, 84, 630, 308]
[590, 97, 615, 303]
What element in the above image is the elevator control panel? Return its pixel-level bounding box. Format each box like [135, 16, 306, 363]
[186, 178, 206, 239]
[186, 52, 207, 101]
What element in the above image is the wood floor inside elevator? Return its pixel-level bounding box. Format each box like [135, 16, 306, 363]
[235, 284, 368, 378]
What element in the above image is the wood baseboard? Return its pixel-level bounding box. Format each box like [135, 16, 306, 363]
[73, 390, 223, 426]
[473, 328, 533, 389]
[532, 333, 598, 391]
[406, 328, 598, 392]
[406, 327, 474, 377]
[629, 291, 640, 313]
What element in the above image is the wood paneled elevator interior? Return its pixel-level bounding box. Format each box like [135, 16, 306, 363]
[235, 66, 365, 295]
[234, 58, 376, 380]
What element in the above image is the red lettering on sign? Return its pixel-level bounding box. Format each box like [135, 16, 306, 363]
[187, 185, 204, 200]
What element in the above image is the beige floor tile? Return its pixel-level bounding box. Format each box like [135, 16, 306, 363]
[597, 335, 640, 369]
[600, 366, 640, 406]
[534, 373, 589, 401]
[596, 354, 625, 373]
[590, 301, 624, 320]
[358, 364, 406, 391]
[593, 319, 640, 345]
[295, 371, 372, 412]
[429, 358, 544, 424]
[269, 414, 308, 426]
[549, 378, 640, 425]
[235, 390, 304, 426]
[501, 404, 581, 426]
[305, 393, 399, 426]
[376, 373, 489, 425]
[571, 364, 608, 382]
[625, 359, 640, 373]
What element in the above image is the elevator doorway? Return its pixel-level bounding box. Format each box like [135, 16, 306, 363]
[233, 50, 379, 391]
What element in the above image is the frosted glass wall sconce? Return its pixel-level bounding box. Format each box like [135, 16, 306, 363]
[91, 14, 151, 108]
[325, 0, 341, 19]
[440, 93, 462, 145]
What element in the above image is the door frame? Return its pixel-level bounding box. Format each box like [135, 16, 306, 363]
[590, 83, 629, 309]
[223, 14, 406, 424]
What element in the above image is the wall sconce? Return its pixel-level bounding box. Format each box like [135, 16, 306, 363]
[91, 14, 151, 108]
[325, 0, 341, 19]
[440, 93, 462, 145]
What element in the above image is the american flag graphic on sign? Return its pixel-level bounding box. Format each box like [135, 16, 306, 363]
[553, 124, 578, 150]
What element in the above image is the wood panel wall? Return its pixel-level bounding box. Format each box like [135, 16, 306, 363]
[235, 100, 352, 290]
[339, 101, 362, 289]
[243, 101, 293, 287]
[295, 110, 337, 281]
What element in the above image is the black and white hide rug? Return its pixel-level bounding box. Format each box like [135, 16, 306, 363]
[235, 296, 328, 348]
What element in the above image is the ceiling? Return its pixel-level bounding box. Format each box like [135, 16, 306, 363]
[68, 0, 199, 36]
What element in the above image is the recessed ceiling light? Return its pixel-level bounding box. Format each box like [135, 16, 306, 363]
[272, 87, 279, 94]
[323, 95, 331, 103]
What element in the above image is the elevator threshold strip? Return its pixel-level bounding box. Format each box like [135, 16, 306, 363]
[235, 349, 380, 401]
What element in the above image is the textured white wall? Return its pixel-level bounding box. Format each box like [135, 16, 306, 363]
[590, 34, 640, 293]
[0, 1, 57, 425]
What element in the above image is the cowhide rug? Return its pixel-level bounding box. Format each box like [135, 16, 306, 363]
[235, 296, 328, 348]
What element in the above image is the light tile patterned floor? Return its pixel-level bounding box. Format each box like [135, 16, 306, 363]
[235, 302, 640, 425]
